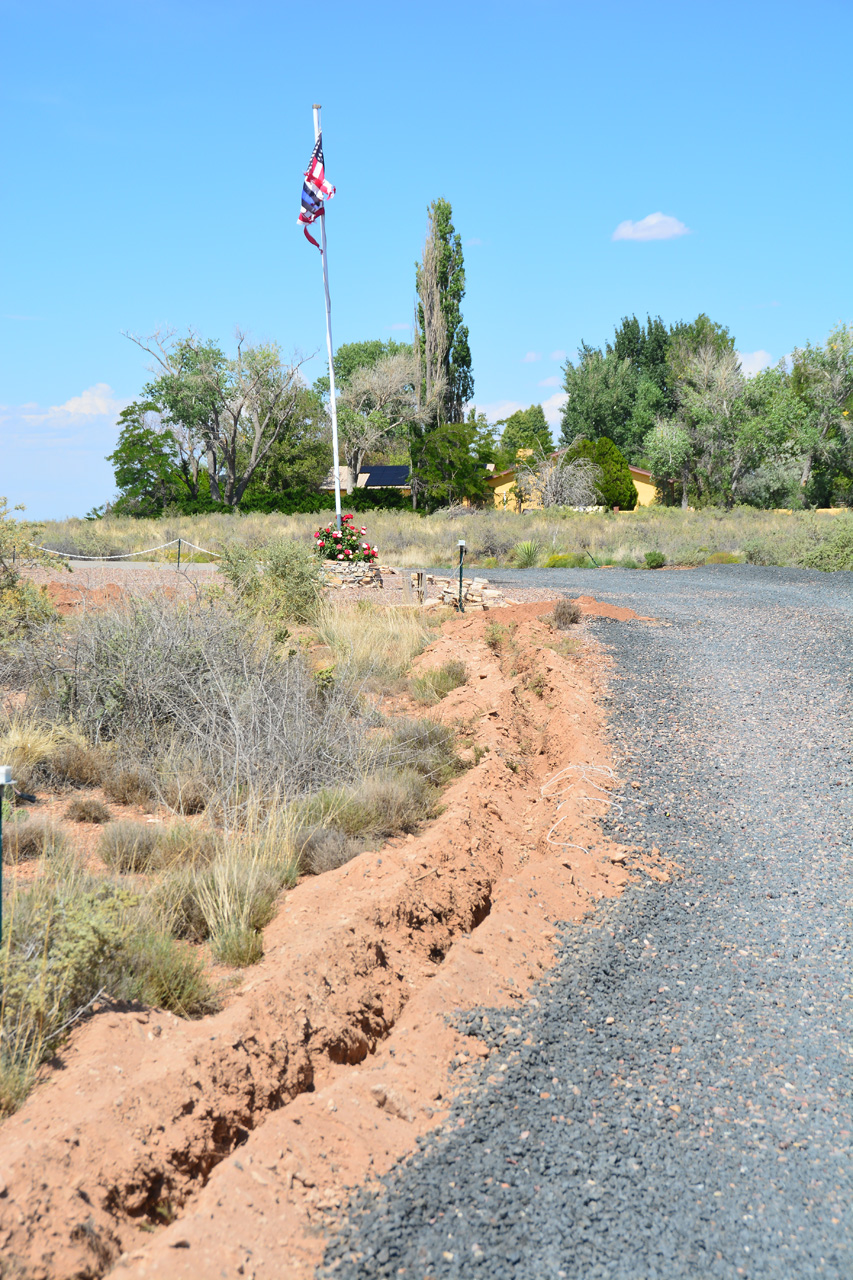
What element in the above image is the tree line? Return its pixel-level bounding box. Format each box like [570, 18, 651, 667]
[104, 201, 852, 516]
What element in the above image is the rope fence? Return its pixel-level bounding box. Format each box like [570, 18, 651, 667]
[26, 537, 222, 565]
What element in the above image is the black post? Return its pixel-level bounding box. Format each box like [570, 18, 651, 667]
[0, 767, 11, 946]
[457, 540, 466, 613]
[176, 538, 181, 572]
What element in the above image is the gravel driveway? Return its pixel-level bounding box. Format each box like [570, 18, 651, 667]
[319, 566, 853, 1280]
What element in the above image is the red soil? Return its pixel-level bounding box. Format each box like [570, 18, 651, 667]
[0, 601, 666, 1280]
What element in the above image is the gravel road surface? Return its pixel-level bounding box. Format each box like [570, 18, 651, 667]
[320, 566, 853, 1280]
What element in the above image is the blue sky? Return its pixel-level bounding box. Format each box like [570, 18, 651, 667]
[2, 0, 851, 519]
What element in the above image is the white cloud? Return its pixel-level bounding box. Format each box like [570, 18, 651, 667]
[473, 399, 526, 424]
[612, 212, 690, 242]
[549, 349, 567, 362]
[0, 384, 129, 519]
[538, 375, 560, 388]
[522, 351, 542, 363]
[737, 349, 773, 377]
[541, 392, 568, 426]
[387, 322, 411, 331]
[465, 237, 483, 247]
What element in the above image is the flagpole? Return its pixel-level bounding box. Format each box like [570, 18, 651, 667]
[312, 103, 342, 532]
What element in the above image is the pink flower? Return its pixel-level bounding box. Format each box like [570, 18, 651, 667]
[345, 549, 352, 557]
[360, 527, 367, 534]
[318, 540, 325, 547]
[337, 554, 344, 560]
[332, 530, 341, 538]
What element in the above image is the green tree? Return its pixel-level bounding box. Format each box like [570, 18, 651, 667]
[125, 329, 309, 507]
[608, 314, 673, 407]
[313, 338, 413, 398]
[789, 324, 853, 493]
[564, 438, 638, 509]
[414, 198, 473, 423]
[496, 404, 553, 463]
[559, 346, 638, 454]
[244, 386, 332, 500]
[411, 421, 493, 509]
[107, 402, 197, 515]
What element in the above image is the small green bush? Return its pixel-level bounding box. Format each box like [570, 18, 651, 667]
[122, 931, 218, 1015]
[296, 826, 360, 875]
[409, 660, 467, 705]
[543, 552, 590, 568]
[644, 550, 666, 569]
[65, 795, 112, 824]
[705, 551, 743, 565]
[220, 537, 324, 625]
[798, 518, 853, 571]
[382, 717, 462, 784]
[565, 438, 638, 510]
[334, 769, 438, 839]
[484, 622, 508, 650]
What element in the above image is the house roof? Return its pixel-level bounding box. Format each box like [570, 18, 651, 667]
[360, 465, 411, 488]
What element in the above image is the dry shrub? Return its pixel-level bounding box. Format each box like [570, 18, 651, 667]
[49, 740, 107, 788]
[98, 821, 161, 873]
[552, 599, 582, 629]
[335, 769, 438, 839]
[312, 599, 432, 683]
[65, 795, 112, 824]
[296, 826, 360, 875]
[156, 822, 220, 869]
[103, 767, 158, 807]
[162, 773, 209, 815]
[2, 819, 66, 862]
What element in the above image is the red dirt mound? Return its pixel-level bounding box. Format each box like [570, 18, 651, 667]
[0, 603, 667, 1280]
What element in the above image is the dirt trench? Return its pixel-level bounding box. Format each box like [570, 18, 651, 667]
[0, 602, 664, 1280]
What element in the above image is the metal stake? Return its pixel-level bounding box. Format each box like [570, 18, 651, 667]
[176, 538, 182, 572]
[458, 540, 466, 613]
[0, 765, 12, 946]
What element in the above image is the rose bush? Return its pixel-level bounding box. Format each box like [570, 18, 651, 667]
[313, 513, 379, 563]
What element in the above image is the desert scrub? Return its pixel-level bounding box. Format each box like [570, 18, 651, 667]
[17, 595, 373, 817]
[219, 537, 324, 629]
[312, 599, 432, 685]
[99, 821, 162, 872]
[2, 818, 67, 863]
[0, 861, 215, 1115]
[409, 660, 467, 705]
[65, 795, 111, 824]
[644, 550, 666, 568]
[484, 622, 509, 651]
[551, 599, 582, 629]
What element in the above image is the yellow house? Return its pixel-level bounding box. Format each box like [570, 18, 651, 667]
[485, 460, 659, 509]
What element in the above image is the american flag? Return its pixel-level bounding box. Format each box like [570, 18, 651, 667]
[298, 133, 335, 248]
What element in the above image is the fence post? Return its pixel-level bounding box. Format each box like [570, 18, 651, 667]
[176, 538, 181, 572]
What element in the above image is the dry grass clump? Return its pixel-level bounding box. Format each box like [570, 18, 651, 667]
[0, 855, 217, 1115]
[551, 599, 582, 629]
[312, 599, 432, 684]
[295, 826, 360, 875]
[65, 795, 112, 824]
[162, 772, 209, 815]
[98, 821, 162, 872]
[103, 767, 158, 807]
[2, 819, 66, 862]
[410, 660, 467, 705]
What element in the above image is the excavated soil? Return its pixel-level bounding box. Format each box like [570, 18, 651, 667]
[0, 601, 664, 1280]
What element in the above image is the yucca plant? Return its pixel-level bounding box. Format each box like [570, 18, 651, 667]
[512, 539, 542, 568]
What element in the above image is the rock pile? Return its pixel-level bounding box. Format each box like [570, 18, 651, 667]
[322, 562, 385, 589]
[423, 573, 508, 610]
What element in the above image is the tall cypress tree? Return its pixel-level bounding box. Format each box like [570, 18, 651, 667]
[415, 198, 473, 423]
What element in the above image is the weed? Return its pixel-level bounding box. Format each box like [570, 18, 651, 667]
[644, 550, 666, 569]
[103, 768, 157, 808]
[409, 660, 467, 705]
[122, 931, 218, 1014]
[212, 926, 264, 967]
[484, 622, 508, 651]
[526, 672, 547, 698]
[296, 826, 361, 875]
[2, 819, 67, 862]
[552, 599, 582, 629]
[65, 795, 112, 824]
[98, 821, 162, 873]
